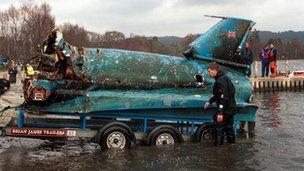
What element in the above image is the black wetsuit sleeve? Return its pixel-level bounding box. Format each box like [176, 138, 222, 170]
[217, 80, 227, 112]
[208, 94, 216, 104]
[208, 82, 218, 104]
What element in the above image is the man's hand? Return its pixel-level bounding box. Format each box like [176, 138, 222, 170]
[204, 101, 211, 109]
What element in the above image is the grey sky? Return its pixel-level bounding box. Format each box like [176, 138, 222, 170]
[1, 0, 303, 36]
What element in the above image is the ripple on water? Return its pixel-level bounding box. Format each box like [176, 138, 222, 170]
[0, 91, 304, 170]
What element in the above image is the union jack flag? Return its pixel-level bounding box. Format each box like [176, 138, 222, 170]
[227, 31, 236, 38]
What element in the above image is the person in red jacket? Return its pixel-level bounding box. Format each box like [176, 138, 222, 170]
[260, 45, 270, 77]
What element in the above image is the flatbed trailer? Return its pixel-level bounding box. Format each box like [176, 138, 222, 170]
[1, 104, 257, 149]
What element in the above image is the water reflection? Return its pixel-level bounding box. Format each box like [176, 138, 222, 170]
[269, 93, 281, 111]
[256, 92, 282, 127]
[1, 91, 304, 170]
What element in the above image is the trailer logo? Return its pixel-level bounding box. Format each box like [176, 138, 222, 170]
[67, 130, 76, 137]
[10, 128, 76, 138]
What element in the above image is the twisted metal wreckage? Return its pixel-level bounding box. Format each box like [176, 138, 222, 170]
[22, 16, 258, 119]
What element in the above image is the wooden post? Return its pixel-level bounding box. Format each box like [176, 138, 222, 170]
[269, 80, 273, 91]
[287, 80, 290, 90]
[290, 80, 294, 89]
[276, 80, 279, 90]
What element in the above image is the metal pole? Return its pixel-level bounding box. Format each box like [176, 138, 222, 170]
[80, 115, 86, 129]
[144, 118, 148, 133]
[285, 56, 288, 77]
[254, 60, 258, 78]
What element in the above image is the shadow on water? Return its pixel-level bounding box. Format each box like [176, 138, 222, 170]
[1, 91, 304, 170]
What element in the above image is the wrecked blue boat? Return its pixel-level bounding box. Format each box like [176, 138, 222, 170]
[0, 16, 259, 149]
[22, 16, 257, 121]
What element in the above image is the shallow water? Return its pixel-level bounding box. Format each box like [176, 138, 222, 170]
[1, 91, 304, 170]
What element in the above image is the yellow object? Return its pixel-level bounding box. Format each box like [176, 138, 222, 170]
[26, 65, 35, 76]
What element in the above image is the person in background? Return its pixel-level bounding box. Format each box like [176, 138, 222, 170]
[25, 63, 35, 78]
[204, 62, 236, 145]
[0, 74, 10, 95]
[8, 63, 18, 84]
[260, 45, 270, 77]
[269, 43, 277, 77]
[241, 42, 254, 77]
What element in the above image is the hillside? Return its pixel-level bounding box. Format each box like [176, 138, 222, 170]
[157, 31, 304, 47]
[258, 31, 304, 43]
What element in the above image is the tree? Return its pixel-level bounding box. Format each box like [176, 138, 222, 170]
[124, 35, 150, 52]
[286, 39, 302, 59]
[249, 29, 263, 60]
[0, 2, 55, 62]
[101, 31, 125, 48]
[21, 2, 55, 60]
[182, 34, 200, 50]
[60, 22, 90, 47]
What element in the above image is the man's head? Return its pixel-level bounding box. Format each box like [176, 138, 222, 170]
[208, 62, 219, 78]
[269, 43, 274, 48]
[2, 74, 8, 80]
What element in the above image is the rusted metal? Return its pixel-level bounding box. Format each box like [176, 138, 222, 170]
[22, 17, 257, 115]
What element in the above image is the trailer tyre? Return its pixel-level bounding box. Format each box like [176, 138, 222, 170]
[96, 122, 137, 148]
[195, 124, 215, 143]
[148, 125, 182, 146]
[99, 126, 131, 149]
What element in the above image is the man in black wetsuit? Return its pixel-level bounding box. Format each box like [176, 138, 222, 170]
[204, 62, 236, 145]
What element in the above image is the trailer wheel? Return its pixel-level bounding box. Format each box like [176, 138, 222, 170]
[148, 125, 182, 146]
[96, 122, 137, 148]
[195, 124, 215, 143]
[99, 126, 131, 149]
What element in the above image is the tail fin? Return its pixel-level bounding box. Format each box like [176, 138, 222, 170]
[184, 16, 255, 69]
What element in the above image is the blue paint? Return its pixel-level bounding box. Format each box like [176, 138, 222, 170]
[17, 108, 25, 128]
[189, 17, 255, 65]
[191, 122, 195, 135]
[31, 80, 56, 91]
[144, 118, 148, 133]
[80, 115, 87, 129]
[22, 17, 258, 132]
